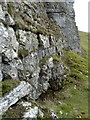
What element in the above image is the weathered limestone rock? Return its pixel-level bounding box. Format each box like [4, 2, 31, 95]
[0, 70, 3, 82]
[23, 105, 44, 119]
[0, 1, 80, 116]
[18, 30, 38, 52]
[49, 62, 65, 90]
[0, 54, 3, 81]
[0, 24, 18, 57]
[45, 1, 80, 52]
[0, 22, 19, 80]
[9, 59, 23, 70]
[50, 109, 58, 119]
[0, 5, 5, 22]
[7, 27, 18, 53]
[5, 12, 15, 25]
[23, 106, 39, 118]
[39, 34, 50, 48]
[0, 81, 33, 115]
[3, 65, 18, 80]
[3, 49, 18, 61]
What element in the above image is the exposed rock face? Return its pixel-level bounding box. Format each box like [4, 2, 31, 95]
[0, 0, 80, 115]
[44, 1, 80, 52]
[0, 81, 32, 115]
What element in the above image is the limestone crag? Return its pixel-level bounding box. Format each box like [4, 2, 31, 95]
[0, 0, 80, 115]
[0, 81, 32, 115]
[44, 0, 80, 52]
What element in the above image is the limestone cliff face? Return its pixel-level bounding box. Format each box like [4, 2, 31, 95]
[0, 0, 80, 115]
[44, 1, 80, 52]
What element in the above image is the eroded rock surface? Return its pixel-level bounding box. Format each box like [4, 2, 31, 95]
[0, 0, 80, 115]
[0, 81, 32, 115]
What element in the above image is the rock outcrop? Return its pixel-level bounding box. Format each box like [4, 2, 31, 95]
[0, 81, 32, 115]
[0, 0, 80, 115]
[44, 0, 80, 52]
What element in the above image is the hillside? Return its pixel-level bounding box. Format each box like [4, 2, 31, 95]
[79, 31, 88, 54]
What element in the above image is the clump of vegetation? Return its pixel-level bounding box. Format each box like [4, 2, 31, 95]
[2, 104, 26, 119]
[18, 49, 29, 58]
[2, 79, 20, 96]
[39, 56, 51, 66]
[7, 3, 14, 16]
[39, 55, 61, 66]
[52, 55, 61, 63]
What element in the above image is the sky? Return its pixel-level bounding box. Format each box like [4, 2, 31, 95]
[74, 0, 89, 32]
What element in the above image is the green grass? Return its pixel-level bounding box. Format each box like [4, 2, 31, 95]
[18, 49, 29, 58]
[79, 31, 88, 53]
[63, 50, 88, 78]
[52, 55, 61, 63]
[36, 50, 88, 118]
[1, 79, 20, 96]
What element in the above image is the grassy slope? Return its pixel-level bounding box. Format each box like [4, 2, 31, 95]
[2, 31, 89, 119]
[36, 31, 89, 118]
[79, 31, 88, 54]
[37, 51, 88, 119]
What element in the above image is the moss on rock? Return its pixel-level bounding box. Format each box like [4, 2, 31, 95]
[18, 49, 29, 58]
[52, 55, 61, 63]
[1, 79, 20, 96]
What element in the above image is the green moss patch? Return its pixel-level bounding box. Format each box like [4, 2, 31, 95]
[18, 49, 29, 58]
[1, 79, 20, 96]
[39, 56, 51, 66]
[52, 55, 61, 63]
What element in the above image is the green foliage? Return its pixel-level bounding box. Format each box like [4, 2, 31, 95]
[79, 31, 88, 53]
[63, 50, 88, 80]
[39, 55, 61, 66]
[2, 79, 20, 96]
[52, 55, 61, 63]
[39, 56, 51, 66]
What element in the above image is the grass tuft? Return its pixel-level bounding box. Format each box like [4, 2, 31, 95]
[1, 79, 20, 96]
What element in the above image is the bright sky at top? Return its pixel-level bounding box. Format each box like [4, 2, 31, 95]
[74, 0, 89, 32]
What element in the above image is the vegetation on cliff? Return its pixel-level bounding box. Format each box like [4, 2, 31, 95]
[2, 31, 88, 119]
[36, 49, 88, 118]
[0, 1, 88, 119]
